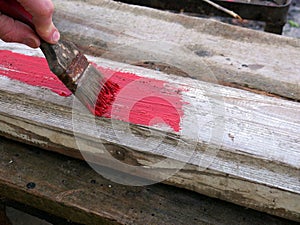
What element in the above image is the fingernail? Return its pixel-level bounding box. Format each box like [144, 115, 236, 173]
[52, 30, 60, 43]
[23, 38, 39, 48]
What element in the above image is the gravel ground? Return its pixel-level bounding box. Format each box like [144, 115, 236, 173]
[5, 1, 300, 225]
[283, 0, 300, 37]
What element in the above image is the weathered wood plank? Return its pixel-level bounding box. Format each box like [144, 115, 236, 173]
[0, 41, 299, 221]
[51, 0, 300, 100]
[0, 137, 298, 225]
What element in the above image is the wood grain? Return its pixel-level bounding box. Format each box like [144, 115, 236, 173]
[1, 138, 298, 225]
[52, 0, 300, 100]
[0, 40, 299, 221]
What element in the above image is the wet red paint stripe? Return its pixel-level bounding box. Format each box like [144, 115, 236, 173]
[0, 50, 185, 131]
[0, 50, 72, 96]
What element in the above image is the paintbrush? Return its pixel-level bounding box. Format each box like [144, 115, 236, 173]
[0, 0, 119, 115]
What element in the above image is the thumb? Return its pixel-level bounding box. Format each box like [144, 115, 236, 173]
[17, 0, 60, 44]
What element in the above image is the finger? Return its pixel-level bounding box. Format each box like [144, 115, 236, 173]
[17, 0, 60, 44]
[0, 13, 40, 48]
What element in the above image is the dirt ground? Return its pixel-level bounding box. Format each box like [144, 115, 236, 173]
[5, 1, 300, 224]
[6, 207, 52, 225]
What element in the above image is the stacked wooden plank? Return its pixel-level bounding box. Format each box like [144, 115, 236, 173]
[1, 137, 297, 224]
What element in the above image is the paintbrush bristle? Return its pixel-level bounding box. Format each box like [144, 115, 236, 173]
[40, 40, 119, 115]
[75, 64, 119, 116]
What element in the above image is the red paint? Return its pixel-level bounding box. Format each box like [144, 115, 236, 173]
[93, 68, 184, 131]
[0, 50, 185, 132]
[91, 75, 119, 117]
[0, 50, 71, 96]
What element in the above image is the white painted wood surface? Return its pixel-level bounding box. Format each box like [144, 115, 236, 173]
[0, 40, 299, 221]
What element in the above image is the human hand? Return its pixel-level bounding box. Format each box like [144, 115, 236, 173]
[0, 0, 60, 48]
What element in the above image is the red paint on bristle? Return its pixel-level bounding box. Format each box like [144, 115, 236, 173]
[0, 50, 185, 132]
[94, 79, 119, 116]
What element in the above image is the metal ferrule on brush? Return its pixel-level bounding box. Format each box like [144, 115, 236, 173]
[40, 40, 89, 93]
[40, 39, 119, 115]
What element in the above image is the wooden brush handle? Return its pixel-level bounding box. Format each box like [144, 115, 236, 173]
[0, 0, 61, 71]
[0, 0, 88, 90]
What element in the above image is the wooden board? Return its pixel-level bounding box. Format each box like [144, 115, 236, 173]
[0, 0, 299, 222]
[0, 41, 299, 221]
[52, 0, 300, 100]
[1, 137, 298, 225]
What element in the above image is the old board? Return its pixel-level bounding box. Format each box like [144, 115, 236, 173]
[0, 137, 297, 225]
[0, 0, 299, 222]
